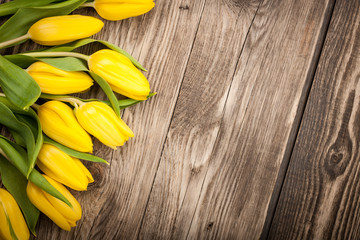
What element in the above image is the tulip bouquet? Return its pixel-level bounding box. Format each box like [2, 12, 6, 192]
[0, 0, 155, 239]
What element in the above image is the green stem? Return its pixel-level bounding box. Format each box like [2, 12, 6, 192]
[80, 2, 95, 8]
[31, 103, 40, 110]
[0, 33, 30, 49]
[21, 51, 90, 61]
[56, 97, 85, 107]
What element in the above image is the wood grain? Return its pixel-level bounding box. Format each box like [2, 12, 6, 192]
[268, 0, 360, 239]
[138, 0, 261, 239]
[137, 0, 335, 239]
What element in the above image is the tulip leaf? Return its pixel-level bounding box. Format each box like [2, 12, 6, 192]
[43, 135, 108, 164]
[40, 57, 88, 71]
[89, 72, 121, 117]
[0, 0, 58, 17]
[118, 92, 157, 109]
[42, 38, 147, 71]
[0, 135, 28, 176]
[15, 112, 44, 176]
[0, 103, 37, 175]
[0, 96, 43, 175]
[28, 169, 72, 207]
[0, 155, 40, 235]
[0, 0, 86, 43]
[0, 55, 41, 110]
[3, 55, 36, 69]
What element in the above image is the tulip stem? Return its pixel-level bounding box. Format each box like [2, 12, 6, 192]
[21, 52, 90, 61]
[32, 103, 40, 110]
[56, 97, 85, 107]
[0, 33, 30, 49]
[80, 2, 95, 8]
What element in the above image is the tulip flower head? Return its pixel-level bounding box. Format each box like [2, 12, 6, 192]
[28, 15, 104, 46]
[27, 175, 82, 231]
[75, 101, 134, 149]
[38, 101, 93, 153]
[0, 189, 30, 240]
[27, 61, 94, 94]
[37, 144, 94, 191]
[92, 0, 155, 21]
[89, 49, 150, 100]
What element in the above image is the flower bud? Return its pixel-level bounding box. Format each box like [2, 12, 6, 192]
[27, 61, 94, 94]
[75, 101, 134, 149]
[0, 189, 30, 240]
[38, 101, 93, 153]
[88, 49, 150, 100]
[37, 144, 94, 191]
[28, 15, 104, 46]
[93, 0, 155, 21]
[26, 175, 82, 231]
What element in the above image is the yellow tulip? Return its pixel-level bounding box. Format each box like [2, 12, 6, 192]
[92, 0, 155, 21]
[28, 15, 104, 46]
[75, 101, 134, 149]
[88, 49, 150, 100]
[27, 61, 94, 94]
[38, 101, 93, 153]
[0, 189, 30, 240]
[37, 144, 94, 191]
[26, 175, 82, 231]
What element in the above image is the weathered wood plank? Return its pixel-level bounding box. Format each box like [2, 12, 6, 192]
[138, 0, 262, 239]
[136, 0, 335, 239]
[268, 0, 360, 239]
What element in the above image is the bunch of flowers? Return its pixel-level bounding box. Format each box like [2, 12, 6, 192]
[0, 0, 155, 239]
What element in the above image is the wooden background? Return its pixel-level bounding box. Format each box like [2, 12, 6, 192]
[1, 0, 360, 239]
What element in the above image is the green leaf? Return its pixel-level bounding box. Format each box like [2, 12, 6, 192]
[3, 55, 37, 68]
[28, 169, 72, 207]
[0, 0, 58, 17]
[43, 135, 108, 164]
[89, 72, 121, 117]
[0, 155, 40, 235]
[0, 135, 28, 176]
[40, 57, 88, 71]
[0, 55, 40, 110]
[118, 92, 157, 109]
[0, 102, 36, 175]
[15, 111, 44, 176]
[0, 0, 86, 43]
[43, 38, 146, 71]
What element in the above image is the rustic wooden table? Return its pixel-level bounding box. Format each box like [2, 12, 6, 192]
[1, 0, 360, 239]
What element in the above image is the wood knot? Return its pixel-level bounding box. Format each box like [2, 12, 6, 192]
[179, 5, 190, 10]
[207, 222, 214, 231]
[87, 164, 106, 190]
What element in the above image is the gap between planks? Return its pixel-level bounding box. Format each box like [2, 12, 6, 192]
[260, 0, 338, 239]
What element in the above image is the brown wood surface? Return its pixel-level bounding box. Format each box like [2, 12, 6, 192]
[268, 0, 360, 239]
[0, 0, 360, 239]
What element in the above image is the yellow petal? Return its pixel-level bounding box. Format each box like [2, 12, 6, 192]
[37, 144, 89, 191]
[0, 189, 30, 240]
[75, 101, 134, 148]
[28, 15, 104, 46]
[27, 61, 93, 94]
[41, 176, 82, 222]
[38, 101, 93, 153]
[88, 49, 150, 100]
[26, 181, 72, 231]
[94, 0, 155, 21]
[73, 158, 94, 183]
